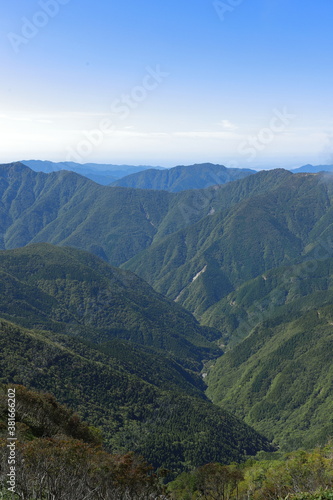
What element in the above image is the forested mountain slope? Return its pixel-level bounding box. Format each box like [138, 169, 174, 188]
[0, 243, 220, 370]
[0, 163, 293, 270]
[0, 162, 173, 265]
[0, 163, 289, 269]
[199, 255, 333, 451]
[0, 384, 170, 499]
[4, 163, 333, 327]
[202, 256, 333, 345]
[124, 172, 333, 320]
[206, 302, 333, 451]
[1, 162, 333, 471]
[0, 245, 273, 472]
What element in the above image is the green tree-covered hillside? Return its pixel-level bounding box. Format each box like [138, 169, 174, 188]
[0, 317, 272, 473]
[0, 243, 221, 370]
[124, 172, 333, 321]
[0, 244, 273, 473]
[206, 303, 333, 451]
[0, 163, 290, 272]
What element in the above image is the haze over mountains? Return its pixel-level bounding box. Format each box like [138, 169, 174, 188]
[21, 159, 165, 186]
[21, 159, 333, 191]
[1, 160, 333, 487]
[291, 164, 333, 174]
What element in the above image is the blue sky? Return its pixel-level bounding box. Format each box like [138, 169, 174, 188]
[1, 0, 333, 168]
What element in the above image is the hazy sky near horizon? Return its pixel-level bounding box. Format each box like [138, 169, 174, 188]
[1, 0, 333, 168]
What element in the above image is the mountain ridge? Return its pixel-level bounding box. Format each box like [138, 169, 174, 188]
[111, 162, 256, 192]
[0, 163, 290, 268]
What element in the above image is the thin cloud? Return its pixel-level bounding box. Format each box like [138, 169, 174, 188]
[0, 113, 53, 124]
[173, 131, 239, 139]
[217, 119, 238, 131]
[102, 130, 170, 139]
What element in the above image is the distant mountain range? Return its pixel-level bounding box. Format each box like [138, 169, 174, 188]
[291, 163, 333, 173]
[22, 160, 256, 191]
[21, 160, 165, 185]
[20, 160, 333, 191]
[110, 163, 256, 192]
